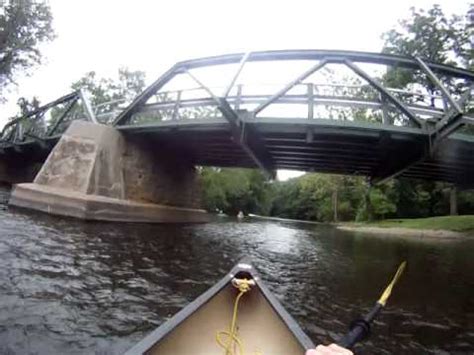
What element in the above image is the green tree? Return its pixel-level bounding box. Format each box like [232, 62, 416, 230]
[71, 68, 146, 106]
[269, 179, 303, 219]
[381, 4, 473, 215]
[368, 183, 397, 220]
[382, 5, 471, 105]
[16, 96, 40, 116]
[15, 95, 43, 137]
[383, 5, 470, 66]
[0, 0, 54, 100]
[70, 68, 147, 123]
[200, 167, 271, 216]
[269, 173, 368, 222]
[117, 68, 146, 102]
[200, 167, 228, 213]
[71, 71, 118, 107]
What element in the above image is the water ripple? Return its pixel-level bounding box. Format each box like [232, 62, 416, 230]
[0, 195, 471, 354]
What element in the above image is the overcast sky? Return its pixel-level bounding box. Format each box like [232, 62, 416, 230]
[0, 0, 469, 179]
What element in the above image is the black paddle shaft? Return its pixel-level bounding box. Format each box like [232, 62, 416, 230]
[337, 302, 383, 349]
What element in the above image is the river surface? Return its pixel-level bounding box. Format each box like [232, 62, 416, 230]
[0, 188, 472, 354]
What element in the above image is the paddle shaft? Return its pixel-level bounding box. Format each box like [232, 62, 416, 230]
[337, 261, 406, 350]
[337, 302, 383, 349]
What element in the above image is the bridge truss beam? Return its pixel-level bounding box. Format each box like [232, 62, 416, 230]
[372, 57, 474, 184]
[113, 50, 474, 128]
[0, 90, 97, 149]
[110, 50, 474, 186]
[184, 68, 276, 178]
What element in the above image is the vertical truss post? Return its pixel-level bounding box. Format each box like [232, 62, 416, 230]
[442, 97, 449, 112]
[172, 90, 182, 120]
[380, 93, 390, 125]
[223, 52, 250, 98]
[307, 83, 314, 119]
[16, 122, 24, 142]
[235, 84, 242, 110]
[79, 88, 97, 123]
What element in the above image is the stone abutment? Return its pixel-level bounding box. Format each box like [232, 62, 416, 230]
[9, 121, 209, 223]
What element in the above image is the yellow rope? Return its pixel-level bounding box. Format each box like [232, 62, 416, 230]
[216, 278, 253, 355]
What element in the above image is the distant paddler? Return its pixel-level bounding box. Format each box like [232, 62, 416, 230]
[237, 211, 244, 219]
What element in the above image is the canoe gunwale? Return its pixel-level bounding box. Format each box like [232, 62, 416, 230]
[249, 266, 315, 350]
[124, 261, 315, 354]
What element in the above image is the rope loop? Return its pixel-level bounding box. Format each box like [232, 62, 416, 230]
[216, 278, 256, 355]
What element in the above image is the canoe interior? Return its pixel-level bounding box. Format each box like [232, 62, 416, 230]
[136, 267, 311, 355]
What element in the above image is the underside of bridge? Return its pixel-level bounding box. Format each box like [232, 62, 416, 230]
[119, 118, 474, 188]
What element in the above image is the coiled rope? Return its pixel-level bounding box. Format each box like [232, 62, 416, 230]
[216, 278, 255, 355]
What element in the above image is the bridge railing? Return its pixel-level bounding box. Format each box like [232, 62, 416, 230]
[92, 98, 129, 124]
[126, 82, 449, 127]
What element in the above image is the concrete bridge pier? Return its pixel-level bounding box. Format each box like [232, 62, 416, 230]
[9, 121, 209, 223]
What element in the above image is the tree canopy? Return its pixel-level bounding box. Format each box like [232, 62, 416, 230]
[0, 0, 54, 100]
[382, 4, 472, 100]
[69, 68, 146, 123]
[200, 167, 272, 216]
[382, 5, 471, 66]
[199, 169, 474, 222]
[71, 68, 146, 107]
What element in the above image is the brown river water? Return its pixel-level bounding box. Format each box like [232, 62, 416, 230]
[0, 187, 472, 354]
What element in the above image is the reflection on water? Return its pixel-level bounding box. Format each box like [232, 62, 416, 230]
[0, 190, 472, 354]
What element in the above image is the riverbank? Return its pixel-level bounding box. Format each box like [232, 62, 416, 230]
[338, 215, 474, 239]
[248, 213, 323, 225]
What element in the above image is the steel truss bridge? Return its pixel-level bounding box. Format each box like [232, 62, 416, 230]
[2, 50, 474, 187]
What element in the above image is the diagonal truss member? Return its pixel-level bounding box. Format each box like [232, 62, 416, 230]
[415, 57, 473, 145]
[0, 90, 97, 150]
[184, 64, 276, 178]
[371, 57, 473, 184]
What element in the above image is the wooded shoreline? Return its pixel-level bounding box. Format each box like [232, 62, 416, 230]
[248, 214, 474, 240]
[336, 225, 469, 240]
